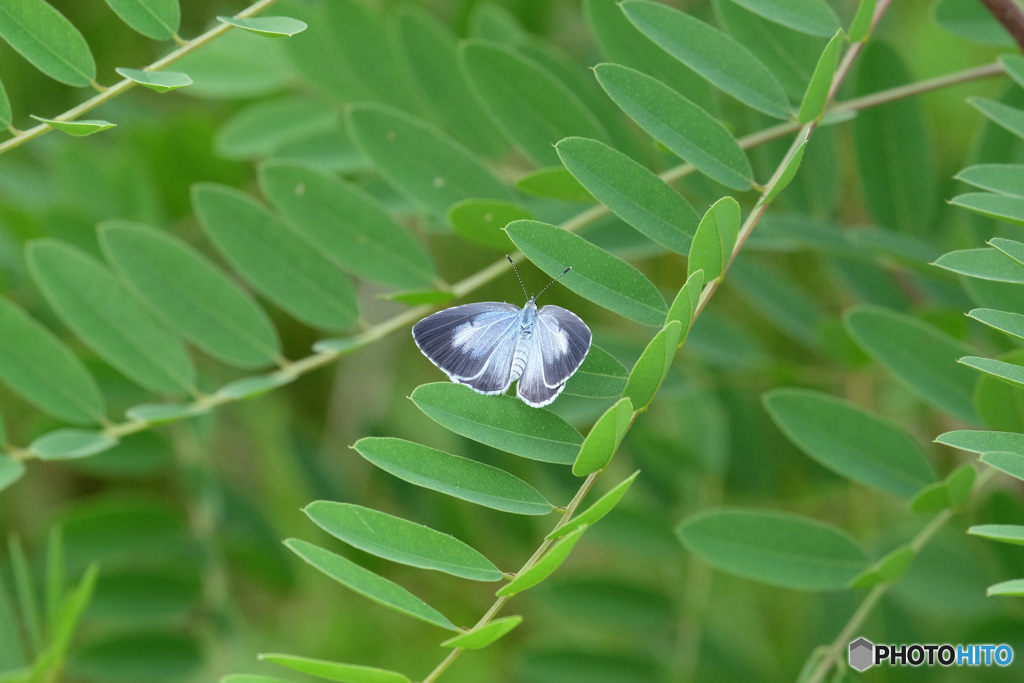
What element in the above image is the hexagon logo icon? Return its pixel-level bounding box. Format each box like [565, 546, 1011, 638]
[849, 637, 874, 672]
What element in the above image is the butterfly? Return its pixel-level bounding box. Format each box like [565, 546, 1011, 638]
[412, 258, 591, 408]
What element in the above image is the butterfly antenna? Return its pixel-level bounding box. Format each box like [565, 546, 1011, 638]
[507, 255, 529, 301]
[534, 266, 572, 302]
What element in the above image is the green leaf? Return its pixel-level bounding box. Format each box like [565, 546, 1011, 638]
[304, 502, 501, 581]
[947, 464, 977, 506]
[991, 237, 1024, 267]
[410, 383, 582, 464]
[955, 164, 1024, 197]
[843, 305, 979, 424]
[441, 615, 522, 649]
[968, 524, 1024, 545]
[218, 16, 307, 38]
[30, 429, 118, 461]
[353, 437, 552, 515]
[50, 562, 98, 659]
[623, 322, 681, 411]
[762, 134, 808, 204]
[573, 398, 633, 476]
[951, 192, 1024, 226]
[562, 344, 629, 398]
[7, 537, 40, 654]
[0, 456, 25, 492]
[548, 471, 639, 539]
[447, 200, 525, 250]
[971, 96, 1024, 139]
[104, 0, 179, 40]
[909, 463, 976, 513]
[0, 297, 105, 424]
[621, 0, 791, 118]
[285, 539, 457, 630]
[688, 197, 741, 282]
[666, 270, 704, 340]
[851, 42, 936, 234]
[556, 137, 697, 253]
[0, 570, 26, 669]
[937, 429, 1024, 456]
[497, 525, 587, 597]
[987, 578, 1024, 597]
[933, 247, 1024, 283]
[515, 167, 594, 203]
[969, 309, 1024, 343]
[764, 389, 936, 497]
[1002, 53, 1024, 87]
[933, 0, 1012, 46]
[99, 221, 281, 368]
[258, 653, 410, 683]
[676, 508, 869, 590]
[593, 64, 752, 190]
[797, 31, 842, 123]
[176, 27, 289, 99]
[848, 545, 914, 587]
[960, 355, 1024, 390]
[394, 5, 507, 158]
[347, 103, 513, 217]
[0, 0, 96, 86]
[68, 632, 202, 682]
[506, 220, 667, 325]
[378, 290, 454, 306]
[26, 239, 195, 395]
[216, 372, 295, 400]
[114, 67, 191, 93]
[192, 183, 358, 331]
[728, 0, 839, 36]
[259, 162, 437, 289]
[849, 0, 878, 42]
[29, 116, 115, 136]
[125, 402, 209, 424]
[459, 40, 606, 166]
[0, 76, 10, 128]
[981, 451, 1024, 481]
[214, 98, 339, 160]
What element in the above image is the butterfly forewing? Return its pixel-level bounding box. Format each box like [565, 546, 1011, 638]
[535, 305, 592, 388]
[412, 302, 523, 393]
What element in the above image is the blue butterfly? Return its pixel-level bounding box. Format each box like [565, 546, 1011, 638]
[413, 259, 592, 408]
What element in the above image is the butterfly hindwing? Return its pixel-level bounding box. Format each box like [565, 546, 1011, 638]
[517, 305, 592, 407]
[412, 302, 523, 394]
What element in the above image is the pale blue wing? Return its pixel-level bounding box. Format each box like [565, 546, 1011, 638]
[516, 336, 565, 407]
[534, 305, 592, 388]
[412, 302, 523, 394]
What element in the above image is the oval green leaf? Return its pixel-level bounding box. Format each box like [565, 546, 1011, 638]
[764, 388, 936, 497]
[621, 0, 790, 118]
[192, 183, 358, 331]
[410, 383, 582, 464]
[218, 16, 307, 38]
[729, 0, 839, 36]
[216, 372, 295, 400]
[937, 429, 1024, 456]
[688, 197, 741, 282]
[971, 96, 1024, 139]
[843, 305, 979, 424]
[515, 167, 594, 203]
[556, 137, 697, 253]
[304, 502, 501, 581]
[99, 221, 281, 368]
[594, 64, 751, 190]
[933, 247, 1024, 283]
[573, 397, 633, 476]
[505, 220, 667, 325]
[563, 343, 629, 398]
[497, 525, 587, 597]
[27, 239, 195, 395]
[951, 192, 1024, 226]
[30, 429, 118, 461]
[968, 524, 1024, 545]
[285, 539, 456, 631]
[115, 67, 191, 93]
[0, 455, 26, 492]
[29, 116, 115, 136]
[0, 297, 105, 424]
[258, 653, 410, 683]
[666, 270, 704, 339]
[548, 471, 639, 540]
[969, 308, 1024, 342]
[676, 508, 869, 590]
[980, 451, 1024, 481]
[259, 161, 436, 289]
[459, 40, 607, 166]
[105, 0, 180, 40]
[955, 163, 1024, 197]
[441, 615, 522, 649]
[0, 0, 96, 86]
[347, 103, 513, 217]
[960, 355, 1024, 390]
[623, 322, 681, 412]
[447, 199, 526, 250]
[354, 438, 552, 515]
[214, 98, 338, 160]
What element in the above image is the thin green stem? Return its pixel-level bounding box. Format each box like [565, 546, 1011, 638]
[0, 0, 282, 156]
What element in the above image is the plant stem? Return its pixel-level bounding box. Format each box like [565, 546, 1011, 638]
[0, 0, 282, 156]
[979, 0, 1024, 52]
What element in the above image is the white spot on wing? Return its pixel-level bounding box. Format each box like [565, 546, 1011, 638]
[451, 322, 477, 349]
